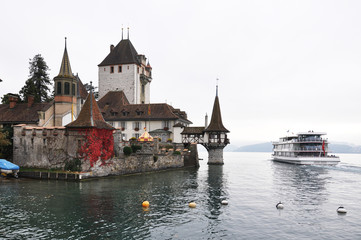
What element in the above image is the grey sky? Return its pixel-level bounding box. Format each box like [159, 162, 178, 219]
[1, 0, 361, 146]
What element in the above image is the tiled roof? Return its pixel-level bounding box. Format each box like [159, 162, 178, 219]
[149, 129, 171, 134]
[173, 122, 184, 127]
[101, 103, 191, 122]
[204, 95, 229, 133]
[66, 92, 113, 130]
[0, 102, 53, 124]
[98, 91, 192, 123]
[76, 75, 88, 100]
[98, 91, 129, 107]
[181, 127, 205, 134]
[98, 39, 140, 66]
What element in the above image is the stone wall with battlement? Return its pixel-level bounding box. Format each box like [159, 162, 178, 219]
[12, 125, 198, 176]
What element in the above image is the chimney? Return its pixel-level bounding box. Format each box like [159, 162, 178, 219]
[205, 113, 208, 128]
[110, 44, 114, 52]
[8, 94, 18, 109]
[28, 95, 34, 107]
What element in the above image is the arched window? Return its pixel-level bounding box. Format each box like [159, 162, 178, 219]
[64, 82, 70, 95]
[57, 82, 62, 95]
[72, 83, 76, 96]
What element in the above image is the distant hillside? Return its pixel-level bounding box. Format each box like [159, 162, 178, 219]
[329, 144, 361, 153]
[235, 142, 273, 152]
[233, 142, 361, 153]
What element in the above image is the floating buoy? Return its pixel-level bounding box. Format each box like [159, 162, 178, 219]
[221, 200, 228, 205]
[142, 201, 150, 208]
[337, 206, 347, 214]
[189, 202, 196, 208]
[276, 201, 284, 209]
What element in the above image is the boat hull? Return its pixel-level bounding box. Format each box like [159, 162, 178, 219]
[272, 156, 340, 165]
[0, 159, 20, 178]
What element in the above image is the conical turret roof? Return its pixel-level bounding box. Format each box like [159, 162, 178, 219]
[56, 39, 74, 79]
[204, 94, 229, 133]
[66, 92, 113, 130]
[98, 39, 140, 66]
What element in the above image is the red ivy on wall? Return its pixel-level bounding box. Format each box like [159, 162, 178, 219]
[78, 128, 114, 167]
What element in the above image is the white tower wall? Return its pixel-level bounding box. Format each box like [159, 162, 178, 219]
[98, 64, 138, 103]
[98, 64, 150, 104]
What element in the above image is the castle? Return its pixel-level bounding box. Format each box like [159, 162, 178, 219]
[0, 35, 191, 143]
[1, 33, 229, 167]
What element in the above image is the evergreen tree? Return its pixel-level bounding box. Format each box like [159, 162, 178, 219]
[1, 94, 9, 104]
[19, 54, 52, 103]
[0, 126, 12, 159]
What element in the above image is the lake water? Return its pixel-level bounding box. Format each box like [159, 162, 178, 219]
[1, 152, 361, 239]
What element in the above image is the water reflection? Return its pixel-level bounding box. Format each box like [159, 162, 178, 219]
[206, 165, 227, 217]
[203, 165, 229, 237]
[272, 162, 330, 205]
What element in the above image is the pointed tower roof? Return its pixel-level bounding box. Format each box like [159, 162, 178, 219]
[66, 92, 113, 130]
[98, 39, 140, 66]
[204, 89, 229, 133]
[146, 60, 152, 69]
[56, 38, 74, 79]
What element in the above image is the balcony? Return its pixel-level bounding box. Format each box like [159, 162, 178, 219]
[140, 74, 152, 84]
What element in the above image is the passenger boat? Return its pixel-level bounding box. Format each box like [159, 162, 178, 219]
[272, 131, 340, 165]
[0, 159, 20, 178]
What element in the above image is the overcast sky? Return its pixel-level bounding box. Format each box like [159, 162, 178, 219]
[1, 0, 361, 146]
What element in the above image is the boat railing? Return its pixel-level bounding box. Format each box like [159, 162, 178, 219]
[274, 139, 327, 144]
[273, 153, 339, 158]
[274, 148, 327, 152]
[293, 139, 326, 143]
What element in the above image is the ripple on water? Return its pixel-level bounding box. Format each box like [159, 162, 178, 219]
[2, 153, 361, 239]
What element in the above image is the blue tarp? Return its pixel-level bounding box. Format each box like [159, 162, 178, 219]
[0, 159, 19, 170]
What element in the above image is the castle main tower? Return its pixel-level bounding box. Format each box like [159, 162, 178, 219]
[98, 32, 152, 103]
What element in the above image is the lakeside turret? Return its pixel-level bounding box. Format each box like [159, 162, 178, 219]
[202, 86, 230, 164]
[181, 85, 230, 165]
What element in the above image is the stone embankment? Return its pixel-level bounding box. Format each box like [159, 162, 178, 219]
[18, 143, 199, 181]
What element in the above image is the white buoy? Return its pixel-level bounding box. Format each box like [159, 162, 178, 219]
[337, 206, 347, 214]
[221, 200, 228, 205]
[276, 201, 284, 209]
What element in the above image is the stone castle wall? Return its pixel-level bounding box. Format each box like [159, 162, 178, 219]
[13, 125, 83, 169]
[207, 148, 224, 165]
[90, 154, 184, 177]
[13, 125, 198, 177]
